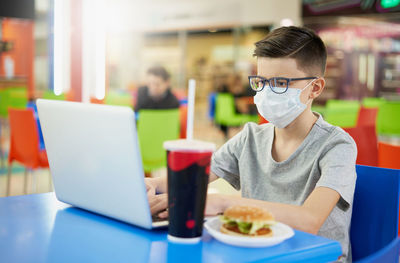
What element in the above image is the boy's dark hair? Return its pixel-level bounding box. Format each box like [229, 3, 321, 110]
[147, 66, 170, 81]
[253, 26, 327, 76]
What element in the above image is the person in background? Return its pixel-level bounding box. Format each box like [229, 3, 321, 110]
[134, 66, 180, 112]
[216, 73, 257, 137]
[218, 73, 256, 114]
[228, 74, 257, 115]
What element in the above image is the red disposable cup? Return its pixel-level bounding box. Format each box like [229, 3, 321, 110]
[163, 139, 216, 243]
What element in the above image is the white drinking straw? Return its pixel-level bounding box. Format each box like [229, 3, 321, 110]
[186, 79, 196, 140]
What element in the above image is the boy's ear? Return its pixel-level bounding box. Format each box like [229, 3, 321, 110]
[309, 78, 325, 99]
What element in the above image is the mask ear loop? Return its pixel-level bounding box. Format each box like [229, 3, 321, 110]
[302, 79, 317, 105]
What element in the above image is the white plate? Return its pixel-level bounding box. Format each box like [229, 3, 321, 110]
[204, 217, 294, 248]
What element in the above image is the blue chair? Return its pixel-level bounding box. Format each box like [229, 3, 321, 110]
[356, 238, 400, 263]
[27, 101, 45, 150]
[351, 165, 400, 262]
[208, 92, 216, 120]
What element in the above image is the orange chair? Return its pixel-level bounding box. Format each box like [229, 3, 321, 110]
[179, 105, 188, 139]
[344, 126, 378, 167]
[90, 97, 104, 104]
[7, 108, 49, 196]
[378, 142, 400, 169]
[357, 106, 378, 127]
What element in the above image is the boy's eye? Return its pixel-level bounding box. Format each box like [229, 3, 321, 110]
[274, 79, 288, 87]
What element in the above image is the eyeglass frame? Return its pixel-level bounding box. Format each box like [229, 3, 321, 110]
[248, 75, 318, 94]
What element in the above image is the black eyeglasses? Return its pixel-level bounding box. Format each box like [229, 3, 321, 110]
[248, 75, 317, 94]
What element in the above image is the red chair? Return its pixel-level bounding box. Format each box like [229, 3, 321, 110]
[357, 106, 378, 127]
[172, 89, 187, 103]
[259, 114, 269, 124]
[378, 142, 400, 169]
[7, 108, 49, 196]
[343, 126, 378, 166]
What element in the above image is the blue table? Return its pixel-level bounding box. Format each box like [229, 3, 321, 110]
[0, 193, 342, 263]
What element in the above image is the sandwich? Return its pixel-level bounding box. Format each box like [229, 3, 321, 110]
[220, 205, 275, 237]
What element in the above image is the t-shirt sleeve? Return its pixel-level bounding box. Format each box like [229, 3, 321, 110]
[210, 123, 249, 190]
[316, 131, 357, 211]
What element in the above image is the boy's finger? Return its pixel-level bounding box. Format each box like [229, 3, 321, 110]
[149, 194, 168, 214]
[158, 210, 168, 218]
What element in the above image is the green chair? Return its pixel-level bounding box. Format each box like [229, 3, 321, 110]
[137, 109, 180, 173]
[0, 87, 28, 118]
[0, 87, 27, 167]
[105, 91, 133, 107]
[42, 90, 66, 101]
[0, 88, 10, 168]
[214, 93, 259, 127]
[311, 104, 326, 118]
[0, 88, 10, 118]
[0, 89, 6, 168]
[362, 97, 386, 108]
[8, 87, 28, 109]
[324, 99, 360, 128]
[377, 101, 400, 137]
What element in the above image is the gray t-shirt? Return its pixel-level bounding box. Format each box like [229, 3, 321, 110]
[211, 114, 357, 263]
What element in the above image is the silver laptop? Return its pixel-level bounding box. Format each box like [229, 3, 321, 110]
[37, 99, 167, 229]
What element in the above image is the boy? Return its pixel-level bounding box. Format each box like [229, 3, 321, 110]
[134, 66, 180, 112]
[147, 26, 356, 263]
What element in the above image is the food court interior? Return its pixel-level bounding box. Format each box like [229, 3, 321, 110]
[1, 0, 400, 196]
[1, 0, 400, 262]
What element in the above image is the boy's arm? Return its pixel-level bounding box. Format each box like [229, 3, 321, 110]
[209, 172, 219, 183]
[206, 186, 340, 235]
[146, 171, 220, 195]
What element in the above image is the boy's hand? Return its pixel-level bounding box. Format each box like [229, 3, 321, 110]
[145, 178, 168, 215]
[144, 177, 156, 197]
[205, 194, 230, 216]
[157, 193, 228, 218]
[149, 193, 168, 216]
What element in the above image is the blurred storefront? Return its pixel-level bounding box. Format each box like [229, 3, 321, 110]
[303, 0, 400, 104]
[0, 0, 35, 98]
[2, 0, 400, 105]
[106, 0, 302, 102]
[126, 27, 268, 101]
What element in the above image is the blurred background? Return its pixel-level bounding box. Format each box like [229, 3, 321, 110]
[1, 0, 400, 197]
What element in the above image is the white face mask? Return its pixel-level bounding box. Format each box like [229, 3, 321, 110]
[254, 80, 314, 128]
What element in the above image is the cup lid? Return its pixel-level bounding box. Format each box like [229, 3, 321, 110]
[163, 139, 216, 152]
